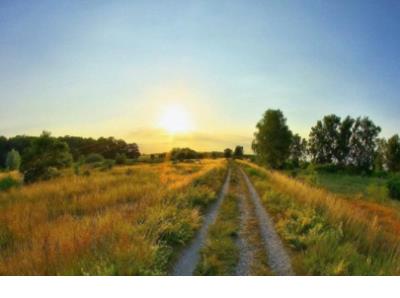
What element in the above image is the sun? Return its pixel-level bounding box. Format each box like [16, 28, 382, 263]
[159, 105, 193, 134]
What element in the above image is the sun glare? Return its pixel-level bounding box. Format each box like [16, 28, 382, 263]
[159, 105, 193, 134]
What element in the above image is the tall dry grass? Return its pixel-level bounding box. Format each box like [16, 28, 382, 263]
[0, 159, 227, 275]
[239, 160, 400, 274]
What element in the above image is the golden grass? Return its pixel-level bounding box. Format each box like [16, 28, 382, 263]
[0, 159, 227, 275]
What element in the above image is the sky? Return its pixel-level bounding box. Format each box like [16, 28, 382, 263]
[0, 0, 399, 153]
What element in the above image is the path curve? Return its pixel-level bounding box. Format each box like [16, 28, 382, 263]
[172, 168, 231, 276]
[240, 168, 294, 276]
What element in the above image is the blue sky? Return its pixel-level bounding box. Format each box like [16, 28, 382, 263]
[0, 1, 399, 152]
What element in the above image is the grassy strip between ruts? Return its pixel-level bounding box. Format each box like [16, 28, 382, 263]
[195, 166, 241, 275]
[239, 160, 400, 275]
[236, 163, 271, 275]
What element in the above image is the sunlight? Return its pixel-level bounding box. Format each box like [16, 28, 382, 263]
[159, 104, 193, 134]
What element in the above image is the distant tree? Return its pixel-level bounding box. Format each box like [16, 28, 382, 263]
[374, 138, 387, 171]
[0, 136, 8, 168]
[386, 134, 400, 172]
[289, 134, 307, 167]
[348, 117, 381, 171]
[233, 146, 244, 159]
[252, 109, 292, 169]
[21, 131, 73, 183]
[5, 149, 21, 171]
[224, 148, 232, 158]
[170, 148, 198, 161]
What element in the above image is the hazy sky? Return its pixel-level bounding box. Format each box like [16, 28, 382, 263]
[1, 1, 399, 153]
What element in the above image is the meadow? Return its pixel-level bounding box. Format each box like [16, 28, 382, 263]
[2, 157, 400, 275]
[239, 160, 400, 275]
[0, 159, 227, 275]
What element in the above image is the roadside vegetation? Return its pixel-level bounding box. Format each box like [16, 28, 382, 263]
[240, 160, 400, 275]
[0, 159, 227, 275]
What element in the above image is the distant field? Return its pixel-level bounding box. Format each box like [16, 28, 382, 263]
[285, 169, 400, 214]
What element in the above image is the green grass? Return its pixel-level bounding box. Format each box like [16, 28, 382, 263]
[195, 194, 240, 275]
[195, 168, 241, 275]
[292, 170, 391, 203]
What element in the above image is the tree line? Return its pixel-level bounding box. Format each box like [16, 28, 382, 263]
[252, 109, 400, 174]
[0, 132, 140, 183]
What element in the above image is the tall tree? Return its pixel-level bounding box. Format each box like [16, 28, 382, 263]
[289, 134, 307, 167]
[348, 117, 381, 171]
[386, 134, 400, 172]
[337, 116, 355, 165]
[252, 109, 292, 169]
[374, 138, 387, 171]
[308, 114, 341, 164]
[233, 145, 244, 159]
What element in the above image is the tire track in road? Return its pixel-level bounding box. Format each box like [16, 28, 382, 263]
[172, 168, 232, 276]
[240, 168, 294, 276]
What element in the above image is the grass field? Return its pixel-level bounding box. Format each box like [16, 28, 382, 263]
[2, 158, 400, 275]
[0, 159, 227, 275]
[240, 160, 400, 275]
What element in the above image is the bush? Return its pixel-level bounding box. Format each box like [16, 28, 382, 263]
[313, 163, 339, 173]
[85, 153, 104, 164]
[0, 176, 20, 191]
[6, 149, 21, 171]
[115, 153, 127, 165]
[387, 177, 400, 200]
[21, 131, 73, 183]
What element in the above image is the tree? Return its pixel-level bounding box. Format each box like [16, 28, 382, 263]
[224, 148, 232, 158]
[252, 109, 292, 168]
[386, 134, 400, 172]
[337, 116, 355, 165]
[374, 138, 387, 171]
[21, 131, 73, 183]
[5, 149, 21, 170]
[348, 117, 381, 171]
[170, 148, 198, 161]
[289, 134, 307, 167]
[308, 114, 341, 164]
[0, 136, 8, 168]
[233, 146, 244, 159]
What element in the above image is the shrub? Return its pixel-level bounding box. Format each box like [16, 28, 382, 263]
[85, 153, 104, 164]
[313, 163, 339, 173]
[115, 153, 127, 165]
[6, 149, 21, 171]
[387, 177, 400, 200]
[100, 159, 115, 171]
[0, 176, 20, 191]
[21, 131, 73, 183]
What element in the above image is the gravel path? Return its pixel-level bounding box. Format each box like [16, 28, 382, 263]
[171, 168, 231, 276]
[240, 169, 294, 276]
[235, 192, 254, 276]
